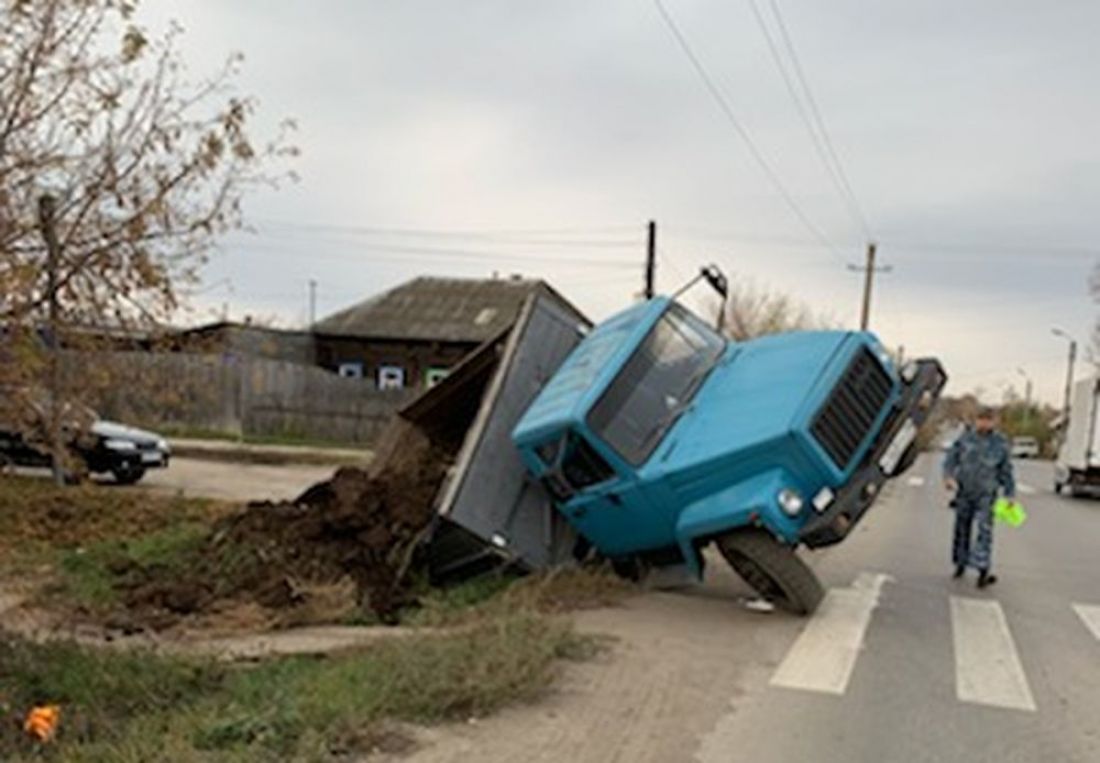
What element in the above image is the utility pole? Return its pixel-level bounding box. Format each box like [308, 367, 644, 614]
[847, 242, 891, 331]
[308, 279, 317, 327]
[1053, 328, 1077, 428]
[644, 220, 656, 300]
[36, 194, 65, 486]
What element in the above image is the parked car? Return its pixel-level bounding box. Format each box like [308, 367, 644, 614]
[512, 296, 945, 615]
[0, 413, 170, 485]
[1011, 436, 1040, 459]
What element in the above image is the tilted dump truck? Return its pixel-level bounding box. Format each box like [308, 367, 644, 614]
[511, 295, 946, 614]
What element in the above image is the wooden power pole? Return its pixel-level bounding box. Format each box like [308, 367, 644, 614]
[848, 242, 891, 331]
[645, 220, 656, 299]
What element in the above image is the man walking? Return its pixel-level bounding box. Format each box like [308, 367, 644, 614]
[942, 406, 1015, 588]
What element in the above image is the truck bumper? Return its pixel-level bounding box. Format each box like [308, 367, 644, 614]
[799, 358, 947, 549]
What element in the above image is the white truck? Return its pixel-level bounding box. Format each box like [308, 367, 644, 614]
[1055, 377, 1100, 497]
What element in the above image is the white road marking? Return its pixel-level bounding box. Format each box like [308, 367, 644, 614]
[1072, 604, 1100, 642]
[1017, 483, 1037, 496]
[950, 597, 1036, 712]
[770, 572, 892, 695]
[906, 476, 926, 487]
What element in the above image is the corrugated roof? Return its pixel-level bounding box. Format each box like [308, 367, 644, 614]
[313, 276, 543, 343]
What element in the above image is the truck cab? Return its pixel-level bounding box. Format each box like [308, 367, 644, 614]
[513, 297, 945, 614]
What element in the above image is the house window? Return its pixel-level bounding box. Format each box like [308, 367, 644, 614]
[425, 367, 450, 388]
[378, 365, 405, 390]
[338, 362, 363, 379]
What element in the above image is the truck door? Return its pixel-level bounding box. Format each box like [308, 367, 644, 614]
[550, 434, 663, 554]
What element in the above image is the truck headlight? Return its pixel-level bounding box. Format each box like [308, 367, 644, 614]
[777, 488, 804, 516]
[104, 439, 137, 451]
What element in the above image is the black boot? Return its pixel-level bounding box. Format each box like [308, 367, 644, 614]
[977, 570, 998, 588]
[953, 565, 966, 579]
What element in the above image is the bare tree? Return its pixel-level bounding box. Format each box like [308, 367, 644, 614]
[711, 278, 834, 341]
[0, 0, 295, 441]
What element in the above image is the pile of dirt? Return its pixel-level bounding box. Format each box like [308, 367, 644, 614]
[112, 422, 453, 630]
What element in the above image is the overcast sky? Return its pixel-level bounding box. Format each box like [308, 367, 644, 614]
[145, 1, 1099, 406]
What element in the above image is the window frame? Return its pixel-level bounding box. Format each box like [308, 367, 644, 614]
[586, 303, 726, 466]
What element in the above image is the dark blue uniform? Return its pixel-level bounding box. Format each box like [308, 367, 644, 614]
[942, 428, 1015, 572]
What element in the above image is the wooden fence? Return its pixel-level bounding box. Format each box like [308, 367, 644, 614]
[65, 351, 417, 445]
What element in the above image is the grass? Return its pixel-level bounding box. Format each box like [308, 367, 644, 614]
[54, 522, 210, 611]
[405, 567, 634, 627]
[0, 612, 596, 762]
[0, 475, 230, 578]
[0, 475, 627, 759]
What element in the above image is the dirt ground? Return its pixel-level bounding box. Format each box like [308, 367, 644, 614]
[380, 561, 782, 763]
[110, 423, 451, 630]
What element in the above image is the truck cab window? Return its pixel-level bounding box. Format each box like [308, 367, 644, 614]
[588, 304, 726, 465]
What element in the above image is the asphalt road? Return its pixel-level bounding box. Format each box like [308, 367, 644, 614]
[141, 456, 337, 502]
[397, 454, 1100, 763]
[695, 455, 1100, 763]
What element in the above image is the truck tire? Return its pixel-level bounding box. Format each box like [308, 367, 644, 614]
[112, 465, 146, 485]
[717, 530, 825, 616]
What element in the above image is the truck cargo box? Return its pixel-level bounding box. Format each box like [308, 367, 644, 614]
[380, 283, 590, 580]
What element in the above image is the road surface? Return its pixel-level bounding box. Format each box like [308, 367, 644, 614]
[141, 456, 337, 502]
[13, 456, 341, 502]
[393, 455, 1100, 763]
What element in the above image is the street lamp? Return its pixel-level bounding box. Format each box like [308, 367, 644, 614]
[1052, 327, 1077, 427]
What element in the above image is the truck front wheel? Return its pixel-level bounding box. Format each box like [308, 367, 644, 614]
[717, 530, 825, 616]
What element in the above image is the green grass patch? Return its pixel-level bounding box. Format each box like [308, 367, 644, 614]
[52, 523, 209, 611]
[0, 611, 594, 761]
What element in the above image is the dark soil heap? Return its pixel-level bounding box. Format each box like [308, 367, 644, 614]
[118, 422, 452, 628]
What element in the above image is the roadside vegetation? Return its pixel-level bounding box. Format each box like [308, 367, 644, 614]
[0, 475, 629, 760]
[0, 613, 595, 762]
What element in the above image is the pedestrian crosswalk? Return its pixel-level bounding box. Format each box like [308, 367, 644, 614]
[769, 574, 1099, 713]
[770, 573, 889, 695]
[950, 597, 1035, 711]
[1072, 604, 1100, 642]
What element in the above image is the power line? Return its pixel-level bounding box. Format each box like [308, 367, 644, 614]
[652, 0, 846, 264]
[768, 0, 871, 239]
[747, 0, 871, 239]
[663, 224, 1100, 260]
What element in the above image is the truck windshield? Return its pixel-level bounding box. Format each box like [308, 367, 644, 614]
[587, 303, 726, 465]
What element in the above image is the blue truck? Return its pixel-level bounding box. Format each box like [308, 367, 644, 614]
[512, 296, 945, 614]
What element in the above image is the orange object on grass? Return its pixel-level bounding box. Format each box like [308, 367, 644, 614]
[23, 704, 61, 742]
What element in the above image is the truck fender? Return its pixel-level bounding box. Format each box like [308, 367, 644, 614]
[674, 468, 795, 579]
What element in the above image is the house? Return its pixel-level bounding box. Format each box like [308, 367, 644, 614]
[312, 276, 545, 391]
[175, 321, 315, 365]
